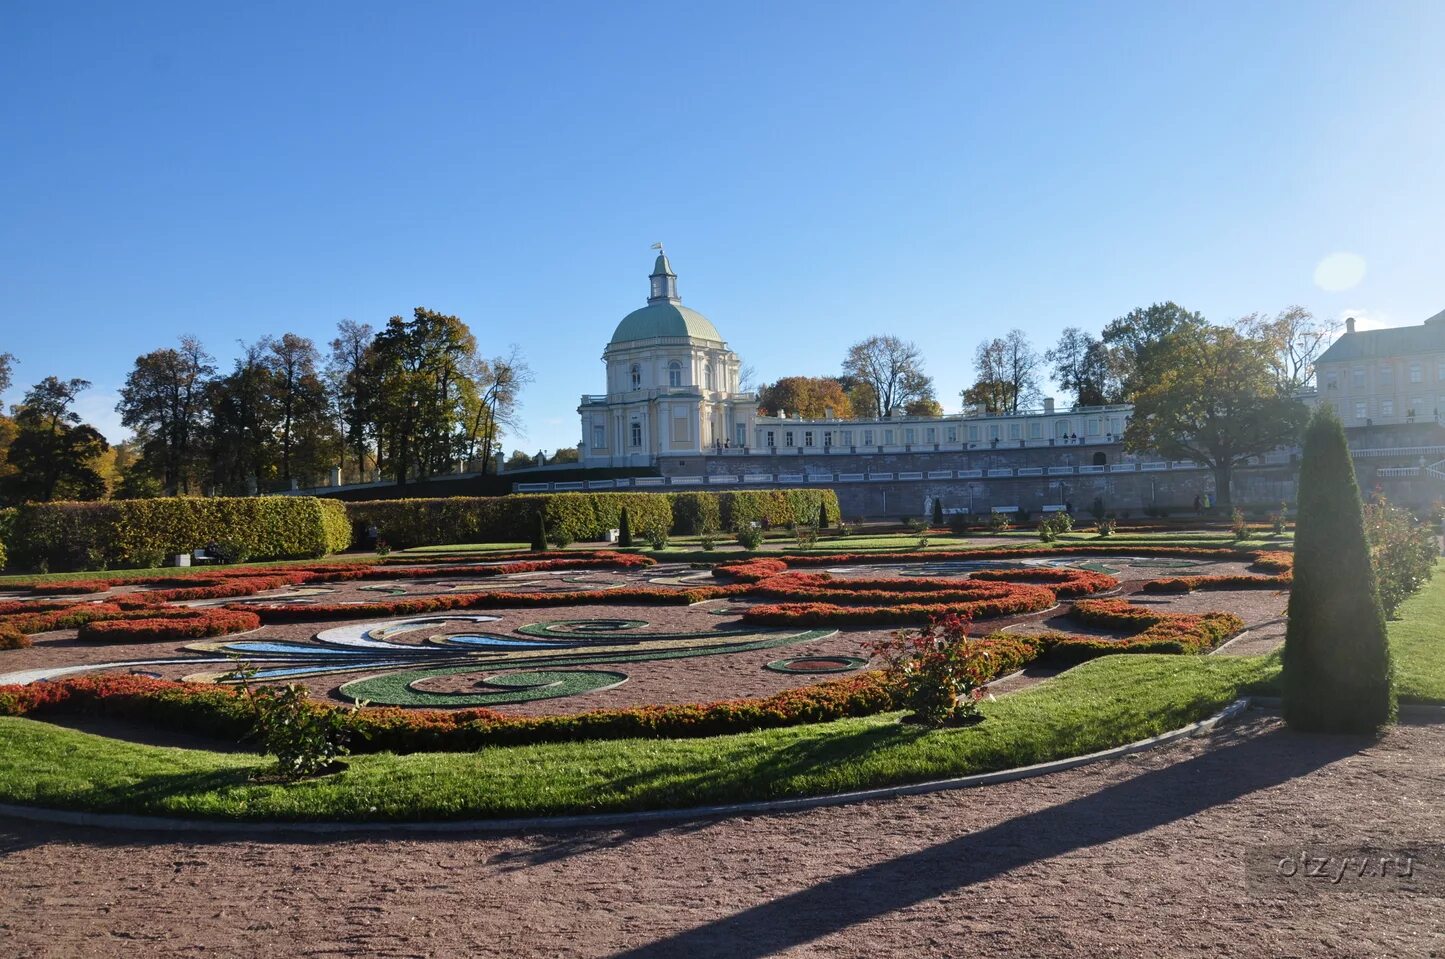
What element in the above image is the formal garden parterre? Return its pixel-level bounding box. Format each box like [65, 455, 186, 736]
[3, 479, 1437, 822]
[0, 542, 1289, 748]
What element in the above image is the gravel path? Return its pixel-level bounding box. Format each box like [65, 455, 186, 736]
[3, 714, 1441, 958]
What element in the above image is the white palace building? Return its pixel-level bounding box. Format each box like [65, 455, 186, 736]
[579, 252, 1130, 469]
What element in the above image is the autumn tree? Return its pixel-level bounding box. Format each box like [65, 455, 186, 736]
[1102, 302, 1208, 398]
[757, 376, 854, 419]
[117, 336, 216, 494]
[1235, 306, 1334, 394]
[0, 353, 16, 488]
[903, 397, 944, 417]
[965, 330, 1040, 413]
[3, 376, 109, 503]
[1123, 324, 1309, 506]
[841, 336, 935, 418]
[1046, 327, 1117, 407]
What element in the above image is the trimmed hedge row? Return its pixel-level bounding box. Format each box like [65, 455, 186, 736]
[76, 609, 262, 643]
[345, 488, 840, 547]
[0, 672, 902, 752]
[7, 497, 352, 572]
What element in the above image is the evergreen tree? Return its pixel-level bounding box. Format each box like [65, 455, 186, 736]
[817, 499, 829, 531]
[531, 509, 548, 552]
[932, 496, 944, 527]
[618, 506, 633, 547]
[1282, 406, 1395, 733]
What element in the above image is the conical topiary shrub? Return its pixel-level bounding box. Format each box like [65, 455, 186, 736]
[531, 509, 548, 552]
[817, 500, 829, 531]
[619, 506, 633, 548]
[932, 496, 944, 528]
[1282, 406, 1395, 733]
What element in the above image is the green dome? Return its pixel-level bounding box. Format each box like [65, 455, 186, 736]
[609, 303, 722, 345]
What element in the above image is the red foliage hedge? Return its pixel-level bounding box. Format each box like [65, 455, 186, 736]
[76, 609, 261, 643]
[1140, 574, 1292, 594]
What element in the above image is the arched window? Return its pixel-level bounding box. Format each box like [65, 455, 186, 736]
[1055, 419, 1071, 438]
[630, 364, 641, 390]
[668, 361, 682, 388]
[1092, 452, 1107, 467]
[704, 364, 713, 390]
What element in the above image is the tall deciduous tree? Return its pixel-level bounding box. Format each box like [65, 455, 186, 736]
[1123, 325, 1308, 506]
[267, 333, 338, 484]
[369, 308, 478, 485]
[966, 330, 1041, 413]
[1282, 406, 1394, 733]
[3, 376, 109, 503]
[1235, 306, 1334, 395]
[1046, 327, 1117, 407]
[757, 376, 855, 419]
[0, 353, 15, 394]
[117, 336, 216, 494]
[470, 346, 533, 471]
[205, 339, 276, 494]
[1102, 302, 1208, 397]
[327, 320, 377, 483]
[841, 336, 934, 418]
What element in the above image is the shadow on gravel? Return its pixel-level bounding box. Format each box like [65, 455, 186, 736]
[608, 722, 1370, 959]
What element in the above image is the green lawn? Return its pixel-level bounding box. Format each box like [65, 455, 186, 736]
[0, 654, 1274, 822]
[1391, 563, 1445, 704]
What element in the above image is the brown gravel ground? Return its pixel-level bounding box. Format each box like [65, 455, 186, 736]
[2, 714, 1441, 958]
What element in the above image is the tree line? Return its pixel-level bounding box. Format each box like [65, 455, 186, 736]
[754, 304, 1335, 504]
[0, 308, 531, 505]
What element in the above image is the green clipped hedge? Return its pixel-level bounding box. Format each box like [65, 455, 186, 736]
[719, 489, 840, 530]
[9, 497, 354, 572]
[345, 488, 841, 548]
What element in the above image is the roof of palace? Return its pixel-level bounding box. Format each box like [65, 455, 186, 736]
[1317, 309, 1445, 364]
[609, 303, 723, 345]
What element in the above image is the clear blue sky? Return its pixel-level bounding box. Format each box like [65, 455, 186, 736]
[3, 1, 1443, 454]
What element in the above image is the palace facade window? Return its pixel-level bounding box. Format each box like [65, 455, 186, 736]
[630, 364, 642, 390]
[592, 425, 606, 449]
[630, 421, 643, 447]
[1410, 364, 1423, 383]
[785, 431, 795, 446]
[668, 361, 682, 388]
[804, 431, 814, 447]
[765, 430, 775, 447]
[946, 426, 957, 443]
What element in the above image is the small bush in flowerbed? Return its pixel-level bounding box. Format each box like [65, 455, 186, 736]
[1037, 512, 1072, 543]
[736, 525, 765, 551]
[987, 513, 1012, 533]
[793, 522, 819, 549]
[644, 525, 669, 550]
[1094, 518, 1117, 538]
[698, 525, 719, 550]
[865, 614, 1030, 725]
[1230, 508, 1251, 541]
[229, 665, 355, 779]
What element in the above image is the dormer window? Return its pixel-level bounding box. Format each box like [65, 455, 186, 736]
[630, 364, 641, 390]
[668, 361, 682, 388]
